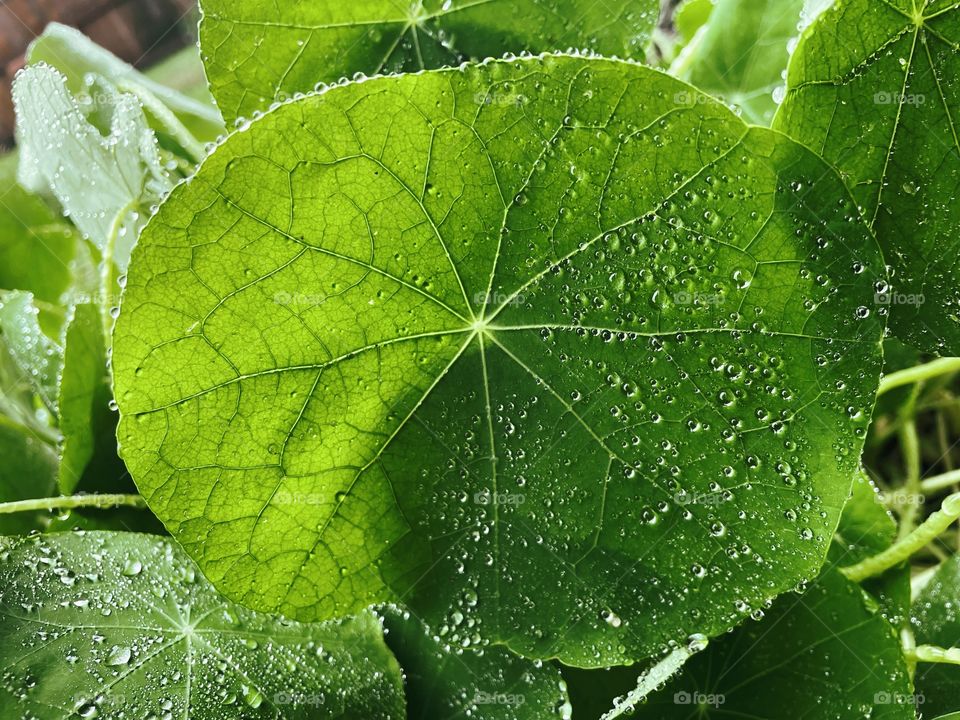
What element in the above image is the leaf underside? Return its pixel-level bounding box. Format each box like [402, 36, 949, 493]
[114, 55, 885, 666]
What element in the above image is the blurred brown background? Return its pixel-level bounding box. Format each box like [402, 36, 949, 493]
[0, 0, 198, 146]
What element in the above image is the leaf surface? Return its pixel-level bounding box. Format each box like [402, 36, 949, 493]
[0, 532, 406, 718]
[911, 555, 960, 717]
[114, 55, 885, 665]
[380, 606, 570, 719]
[198, 0, 660, 122]
[619, 570, 914, 719]
[774, 0, 960, 353]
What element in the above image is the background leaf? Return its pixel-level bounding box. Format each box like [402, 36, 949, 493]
[0, 420, 57, 535]
[198, 0, 660, 123]
[0, 532, 406, 719]
[379, 605, 571, 719]
[774, 0, 960, 354]
[673, 0, 805, 125]
[610, 570, 914, 719]
[114, 55, 885, 666]
[911, 554, 960, 717]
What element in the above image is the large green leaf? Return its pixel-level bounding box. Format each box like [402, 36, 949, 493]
[675, 0, 805, 125]
[113, 55, 884, 666]
[618, 570, 914, 719]
[911, 555, 960, 717]
[380, 606, 570, 719]
[199, 0, 660, 123]
[774, 0, 960, 354]
[0, 532, 406, 718]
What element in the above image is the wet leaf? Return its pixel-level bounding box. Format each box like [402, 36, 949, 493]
[774, 0, 960, 354]
[198, 0, 660, 122]
[27, 23, 224, 152]
[911, 555, 960, 717]
[113, 55, 884, 666]
[380, 605, 570, 719]
[618, 570, 914, 719]
[12, 64, 174, 272]
[0, 532, 406, 718]
[0, 291, 62, 412]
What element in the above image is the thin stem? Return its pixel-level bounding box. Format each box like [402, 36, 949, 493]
[0, 494, 145, 515]
[879, 357, 960, 395]
[842, 493, 960, 582]
[920, 468, 960, 494]
[601, 644, 699, 719]
[898, 417, 922, 538]
[906, 644, 960, 667]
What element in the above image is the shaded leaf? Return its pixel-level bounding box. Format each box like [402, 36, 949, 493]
[618, 570, 914, 719]
[774, 0, 960, 354]
[0, 531, 406, 718]
[380, 605, 570, 719]
[198, 0, 660, 122]
[0, 419, 57, 535]
[0, 291, 62, 411]
[911, 555, 960, 717]
[114, 55, 884, 666]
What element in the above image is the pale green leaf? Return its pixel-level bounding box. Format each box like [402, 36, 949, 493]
[0, 291, 62, 412]
[198, 0, 660, 123]
[675, 0, 805, 125]
[0, 419, 57, 535]
[113, 55, 884, 666]
[13, 64, 174, 271]
[774, 0, 960, 354]
[27, 23, 224, 157]
[0, 532, 406, 718]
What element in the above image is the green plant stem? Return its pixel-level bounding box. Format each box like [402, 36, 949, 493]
[897, 417, 922, 538]
[906, 644, 960, 667]
[878, 357, 960, 395]
[920, 468, 960, 495]
[0, 493, 145, 515]
[842, 493, 960, 582]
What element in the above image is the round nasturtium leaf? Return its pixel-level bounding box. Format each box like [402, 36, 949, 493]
[0, 532, 406, 719]
[198, 0, 660, 123]
[775, 0, 960, 355]
[113, 55, 885, 666]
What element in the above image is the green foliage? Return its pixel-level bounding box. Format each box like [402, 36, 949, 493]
[775, 0, 960, 355]
[4, 2, 960, 718]
[113, 54, 883, 666]
[199, 0, 661, 122]
[0, 532, 406, 718]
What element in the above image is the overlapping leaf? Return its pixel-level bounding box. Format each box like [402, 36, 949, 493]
[198, 0, 659, 122]
[911, 555, 960, 717]
[775, 0, 960, 354]
[114, 55, 884, 665]
[380, 606, 570, 719]
[0, 532, 406, 718]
